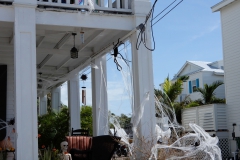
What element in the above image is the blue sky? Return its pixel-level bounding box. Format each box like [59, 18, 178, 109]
[61, 0, 223, 116]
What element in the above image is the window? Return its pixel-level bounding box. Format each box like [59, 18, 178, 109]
[189, 79, 199, 93]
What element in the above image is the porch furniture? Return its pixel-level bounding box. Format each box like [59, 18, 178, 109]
[66, 135, 121, 160]
[66, 136, 92, 160]
[71, 128, 90, 136]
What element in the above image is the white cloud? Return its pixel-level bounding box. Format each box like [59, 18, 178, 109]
[191, 22, 220, 41]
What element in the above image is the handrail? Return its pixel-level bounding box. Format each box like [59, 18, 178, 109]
[37, 0, 132, 13]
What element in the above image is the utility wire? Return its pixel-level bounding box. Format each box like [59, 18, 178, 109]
[152, 0, 183, 26]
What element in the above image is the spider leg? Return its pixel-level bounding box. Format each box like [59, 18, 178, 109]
[118, 53, 131, 66]
[114, 58, 122, 71]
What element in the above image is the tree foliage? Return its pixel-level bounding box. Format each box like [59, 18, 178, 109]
[80, 106, 93, 136]
[196, 80, 224, 104]
[38, 107, 70, 150]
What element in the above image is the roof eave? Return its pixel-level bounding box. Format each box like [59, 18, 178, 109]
[211, 0, 237, 12]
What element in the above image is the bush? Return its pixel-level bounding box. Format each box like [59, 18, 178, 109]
[80, 106, 93, 136]
[38, 107, 70, 150]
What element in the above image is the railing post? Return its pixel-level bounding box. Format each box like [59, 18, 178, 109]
[100, 0, 104, 7]
[75, 0, 78, 5]
[108, 0, 112, 8]
[123, 0, 128, 9]
[66, 0, 70, 4]
[116, 0, 120, 8]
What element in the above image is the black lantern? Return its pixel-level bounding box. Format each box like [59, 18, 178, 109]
[70, 33, 78, 59]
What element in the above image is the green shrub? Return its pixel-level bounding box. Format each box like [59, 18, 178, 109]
[38, 107, 70, 150]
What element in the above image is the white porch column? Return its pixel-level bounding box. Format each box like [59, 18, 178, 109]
[51, 87, 61, 112]
[68, 74, 81, 131]
[131, 0, 156, 156]
[39, 95, 47, 115]
[91, 55, 108, 136]
[13, 0, 38, 159]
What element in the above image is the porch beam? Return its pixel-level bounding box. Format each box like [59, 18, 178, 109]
[9, 32, 14, 44]
[56, 56, 72, 71]
[36, 11, 134, 31]
[53, 33, 71, 49]
[36, 36, 45, 47]
[38, 54, 53, 69]
[77, 30, 104, 51]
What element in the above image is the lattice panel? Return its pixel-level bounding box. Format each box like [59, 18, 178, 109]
[218, 138, 230, 160]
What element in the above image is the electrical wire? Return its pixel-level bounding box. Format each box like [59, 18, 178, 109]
[152, 0, 183, 26]
[136, 0, 158, 51]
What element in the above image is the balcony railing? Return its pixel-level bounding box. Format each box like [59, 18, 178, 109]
[37, 0, 132, 13]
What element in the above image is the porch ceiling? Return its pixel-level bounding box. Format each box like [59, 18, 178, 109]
[0, 22, 130, 96]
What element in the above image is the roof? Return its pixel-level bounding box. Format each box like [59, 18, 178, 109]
[211, 0, 238, 12]
[174, 61, 224, 79]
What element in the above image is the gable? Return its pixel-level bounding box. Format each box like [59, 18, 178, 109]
[177, 63, 202, 77]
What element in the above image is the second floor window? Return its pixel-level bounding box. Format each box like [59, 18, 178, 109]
[189, 79, 199, 93]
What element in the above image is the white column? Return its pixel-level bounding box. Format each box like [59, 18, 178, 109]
[39, 95, 47, 115]
[51, 87, 61, 112]
[14, 0, 38, 159]
[91, 55, 108, 136]
[68, 74, 81, 131]
[130, 0, 156, 156]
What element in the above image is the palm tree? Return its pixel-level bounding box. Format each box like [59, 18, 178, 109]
[196, 80, 224, 104]
[154, 75, 189, 123]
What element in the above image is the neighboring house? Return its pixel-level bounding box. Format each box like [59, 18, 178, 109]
[173, 60, 225, 102]
[212, 0, 240, 154]
[0, 0, 156, 159]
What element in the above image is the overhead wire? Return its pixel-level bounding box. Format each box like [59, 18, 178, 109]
[152, 0, 184, 26]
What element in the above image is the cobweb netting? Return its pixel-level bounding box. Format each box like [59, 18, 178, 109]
[89, 40, 222, 159]
[0, 119, 15, 150]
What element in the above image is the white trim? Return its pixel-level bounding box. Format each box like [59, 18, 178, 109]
[211, 0, 237, 12]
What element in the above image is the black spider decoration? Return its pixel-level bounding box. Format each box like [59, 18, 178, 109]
[111, 38, 131, 71]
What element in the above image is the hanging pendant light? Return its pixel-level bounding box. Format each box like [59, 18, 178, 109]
[70, 33, 78, 59]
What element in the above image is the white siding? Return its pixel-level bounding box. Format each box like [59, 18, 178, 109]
[179, 63, 202, 77]
[202, 71, 225, 99]
[180, 72, 203, 101]
[220, 0, 240, 139]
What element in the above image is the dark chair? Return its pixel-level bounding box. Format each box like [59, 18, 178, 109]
[91, 135, 121, 160]
[72, 128, 89, 136]
[66, 136, 92, 160]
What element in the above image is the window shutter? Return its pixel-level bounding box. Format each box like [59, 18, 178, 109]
[196, 79, 199, 88]
[189, 81, 192, 93]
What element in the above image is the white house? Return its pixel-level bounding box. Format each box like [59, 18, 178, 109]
[172, 60, 225, 102]
[0, 0, 156, 159]
[212, 0, 240, 154]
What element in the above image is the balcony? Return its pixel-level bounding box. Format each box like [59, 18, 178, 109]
[0, 0, 132, 14]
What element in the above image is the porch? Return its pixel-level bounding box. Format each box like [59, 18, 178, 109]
[0, 0, 156, 159]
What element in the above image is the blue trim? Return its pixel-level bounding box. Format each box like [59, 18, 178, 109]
[196, 79, 199, 88]
[189, 81, 192, 93]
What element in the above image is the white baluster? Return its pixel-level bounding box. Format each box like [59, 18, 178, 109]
[75, 0, 78, 5]
[66, 0, 70, 4]
[58, 0, 61, 4]
[84, 0, 87, 6]
[100, 0, 104, 7]
[116, 0, 120, 9]
[108, 0, 112, 8]
[124, 0, 128, 9]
